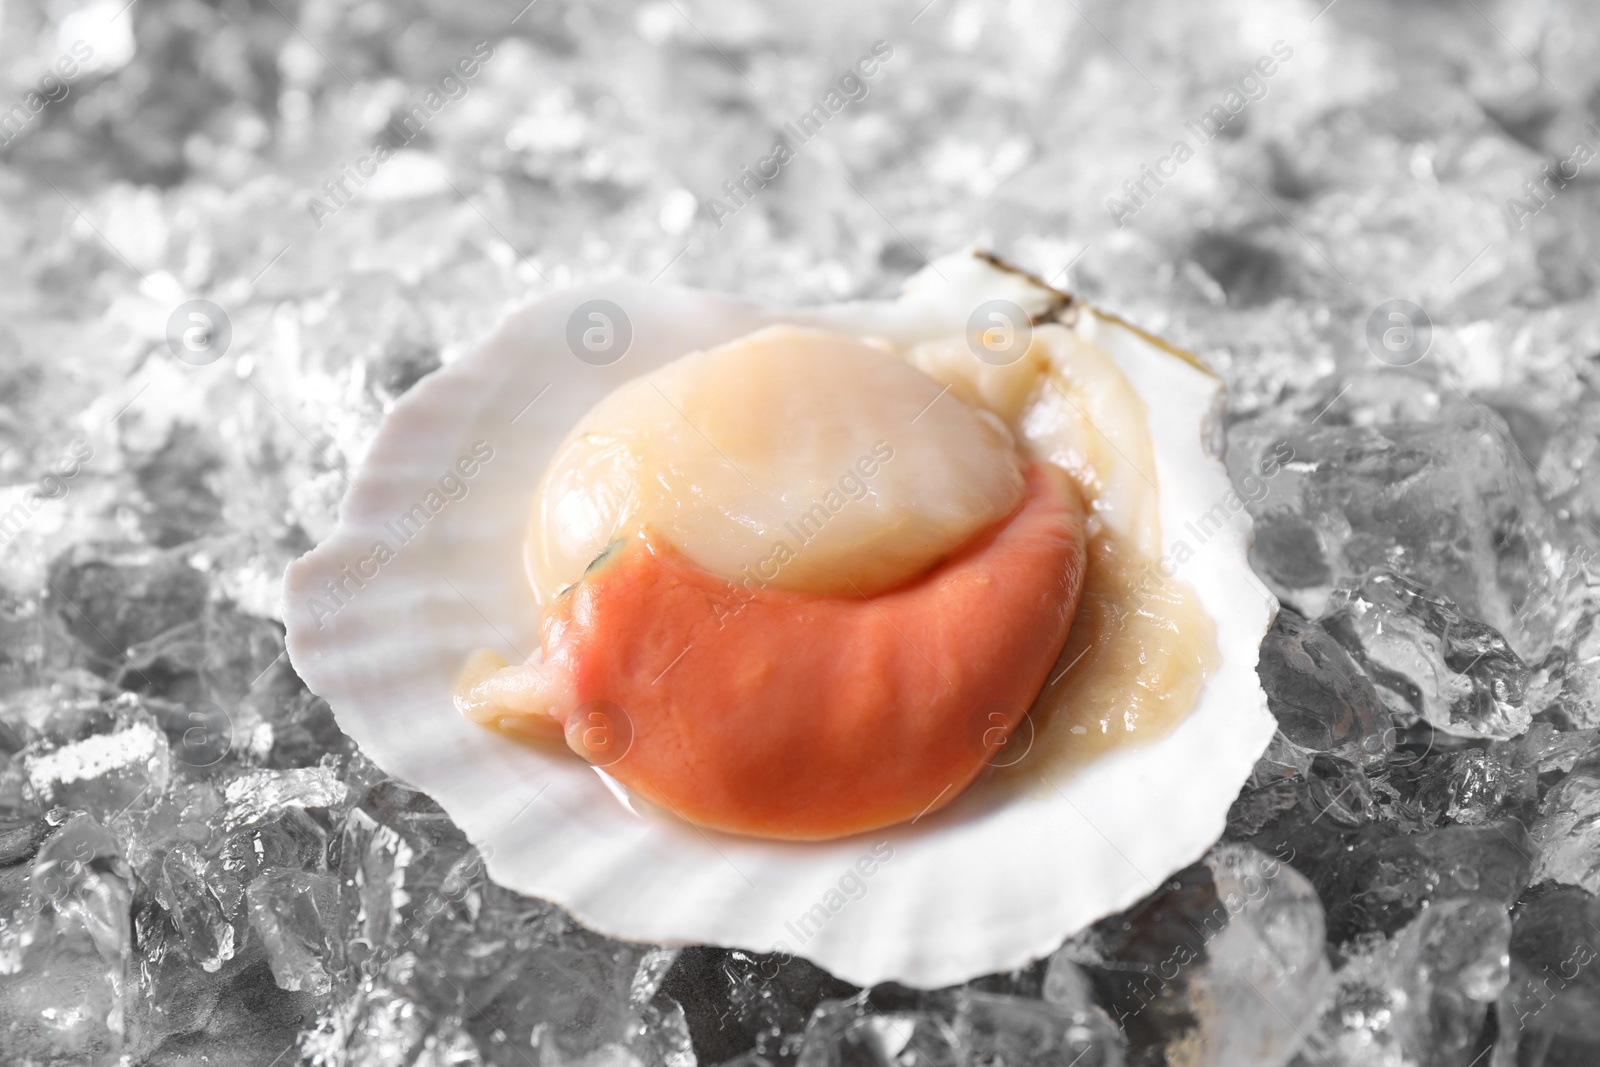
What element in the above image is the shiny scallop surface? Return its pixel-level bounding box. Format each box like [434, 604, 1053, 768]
[528, 324, 1025, 601]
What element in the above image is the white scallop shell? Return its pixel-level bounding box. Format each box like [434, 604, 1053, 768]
[283, 250, 1277, 989]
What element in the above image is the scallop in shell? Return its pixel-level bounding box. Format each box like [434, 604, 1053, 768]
[283, 249, 1277, 988]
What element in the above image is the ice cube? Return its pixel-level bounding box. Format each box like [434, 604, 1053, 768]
[1303, 754, 1379, 831]
[371, 337, 443, 405]
[45, 541, 210, 673]
[0, 670, 112, 747]
[1041, 953, 1098, 1011]
[117, 599, 284, 716]
[119, 779, 224, 888]
[219, 804, 329, 887]
[0, 913, 127, 1062]
[126, 895, 226, 1059]
[0, 816, 134, 1061]
[252, 685, 354, 770]
[1324, 820, 1533, 941]
[1414, 741, 1539, 829]
[1224, 761, 1376, 925]
[22, 709, 169, 819]
[1257, 609, 1392, 768]
[1295, 934, 1409, 1067]
[1514, 723, 1600, 776]
[223, 764, 350, 828]
[659, 947, 858, 1067]
[414, 1016, 488, 1067]
[1184, 845, 1333, 1067]
[0, 813, 47, 865]
[1401, 898, 1511, 1037]
[156, 842, 238, 973]
[455, 914, 678, 1067]
[1498, 885, 1600, 1055]
[357, 779, 472, 858]
[133, 422, 226, 548]
[247, 868, 344, 995]
[630, 996, 698, 1067]
[1226, 412, 1561, 662]
[1065, 860, 1217, 1052]
[957, 989, 1124, 1067]
[1306, 896, 1510, 1066]
[795, 996, 961, 1067]
[337, 806, 415, 960]
[1556, 605, 1600, 730]
[632, 947, 681, 1007]
[1064, 845, 1330, 1066]
[1226, 775, 1313, 843]
[1530, 765, 1600, 894]
[30, 815, 128, 926]
[1321, 570, 1531, 740]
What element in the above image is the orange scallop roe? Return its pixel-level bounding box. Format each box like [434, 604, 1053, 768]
[493, 462, 1088, 840]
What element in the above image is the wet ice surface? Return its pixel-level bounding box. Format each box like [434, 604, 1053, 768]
[2, 0, 1599, 1063]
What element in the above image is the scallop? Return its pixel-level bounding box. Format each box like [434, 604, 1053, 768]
[283, 249, 1277, 988]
